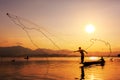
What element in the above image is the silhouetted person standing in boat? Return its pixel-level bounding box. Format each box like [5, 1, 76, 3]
[74, 47, 88, 64]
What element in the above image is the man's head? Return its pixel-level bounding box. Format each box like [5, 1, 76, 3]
[79, 47, 81, 50]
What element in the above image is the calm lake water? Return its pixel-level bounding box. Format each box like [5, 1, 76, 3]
[0, 57, 120, 80]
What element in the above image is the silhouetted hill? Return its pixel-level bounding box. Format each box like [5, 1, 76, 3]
[0, 46, 32, 57]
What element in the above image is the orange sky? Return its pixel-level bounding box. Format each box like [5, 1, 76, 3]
[0, 0, 120, 53]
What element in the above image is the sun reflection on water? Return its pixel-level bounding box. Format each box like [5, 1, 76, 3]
[89, 57, 99, 61]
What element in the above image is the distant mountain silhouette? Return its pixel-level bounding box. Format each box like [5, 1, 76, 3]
[0, 46, 32, 57]
[0, 46, 77, 57]
[0, 46, 116, 57]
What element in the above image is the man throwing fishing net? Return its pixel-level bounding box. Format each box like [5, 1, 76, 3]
[74, 47, 88, 64]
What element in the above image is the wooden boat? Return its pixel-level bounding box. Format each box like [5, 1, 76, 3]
[83, 60, 105, 66]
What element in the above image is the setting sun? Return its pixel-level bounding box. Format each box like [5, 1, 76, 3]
[85, 24, 95, 33]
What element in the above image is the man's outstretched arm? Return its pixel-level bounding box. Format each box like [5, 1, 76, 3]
[83, 50, 88, 54]
[74, 50, 79, 52]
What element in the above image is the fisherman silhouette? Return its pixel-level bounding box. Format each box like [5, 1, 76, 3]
[24, 56, 29, 61]
[74, 47, 88, 64]
[99, 56, 105, 67]
[99, 57, 105, 62]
